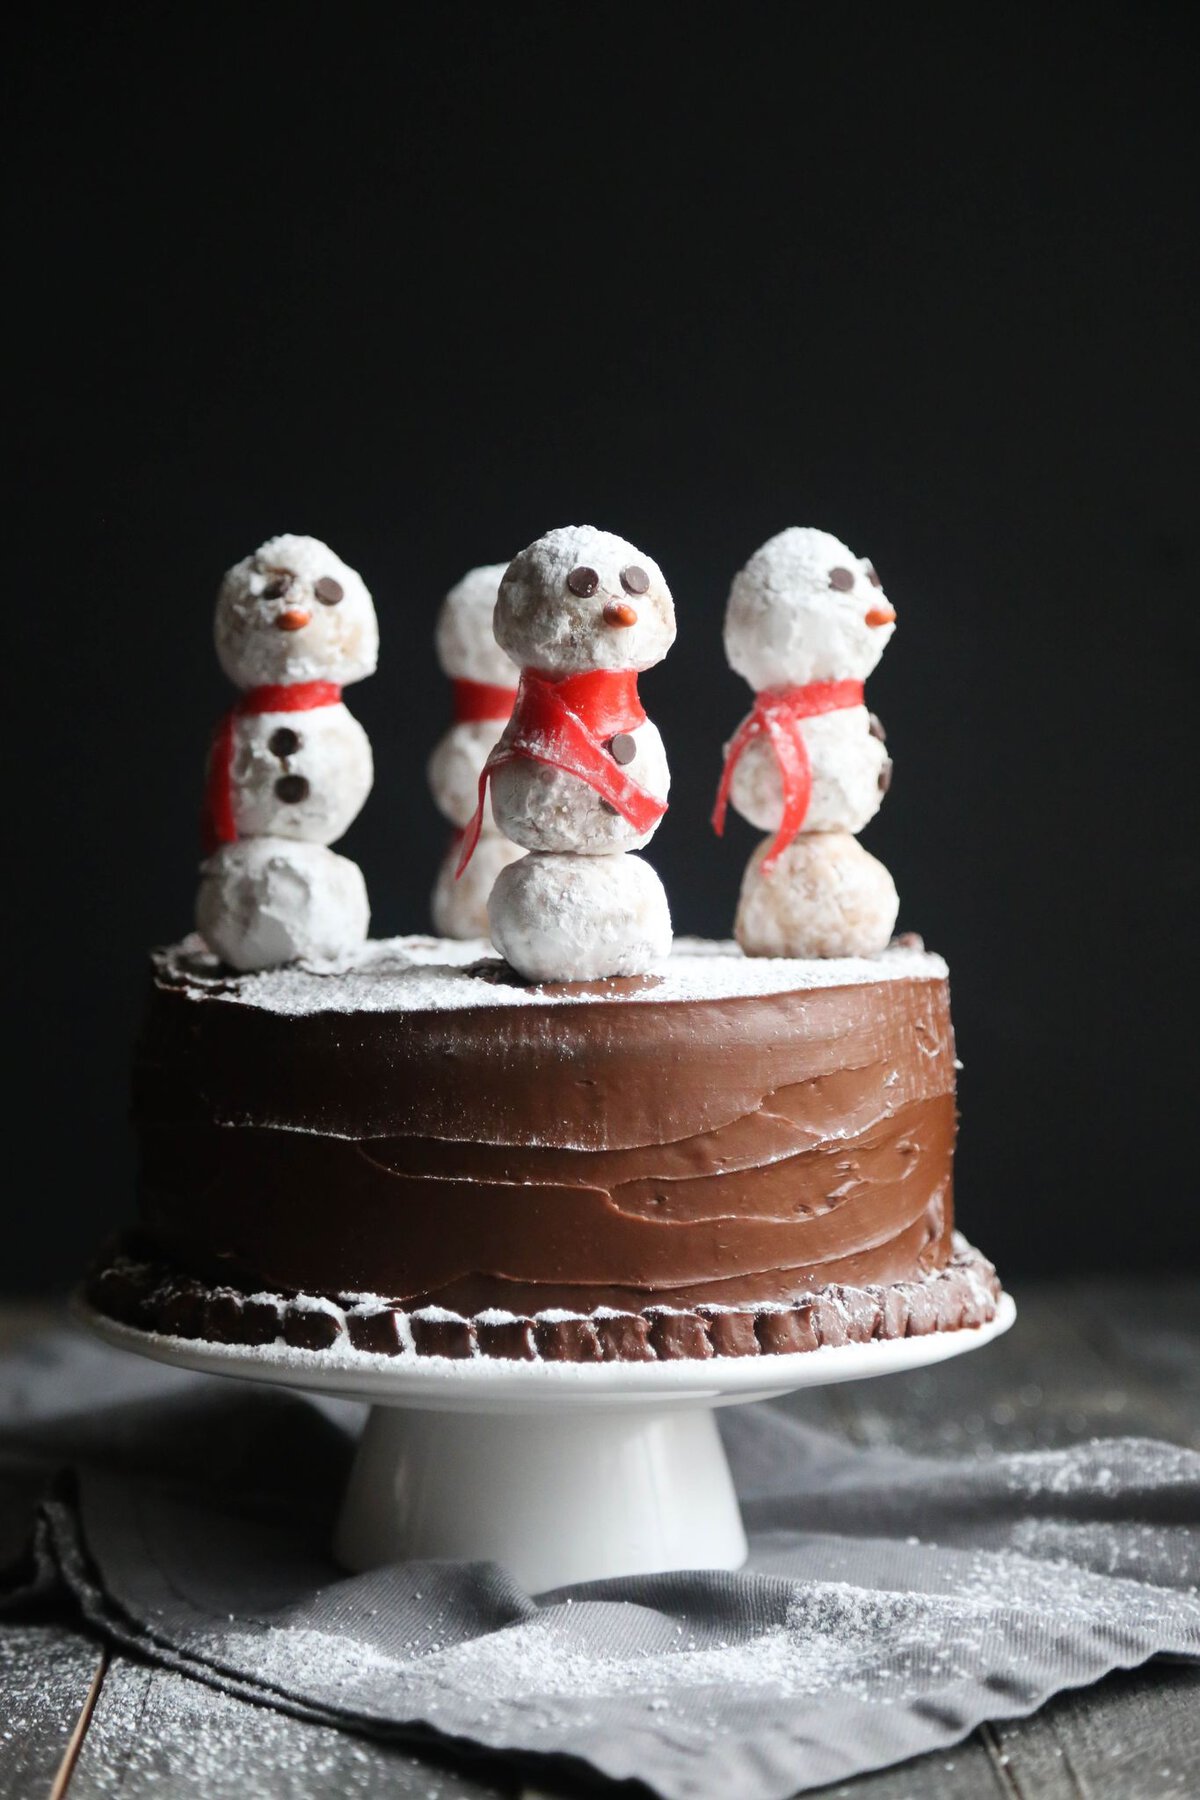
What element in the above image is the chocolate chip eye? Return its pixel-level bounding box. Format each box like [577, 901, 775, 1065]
[620, 564, 650, 595]
[314, 576, 344, 605]
[865, 565, 882, 589]
[828, 567, 856, 592]
[261, 571, 293, 599]
[567, 566, 599, 597]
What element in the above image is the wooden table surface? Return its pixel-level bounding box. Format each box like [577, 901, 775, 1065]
[2, 1278, 1197, 1800]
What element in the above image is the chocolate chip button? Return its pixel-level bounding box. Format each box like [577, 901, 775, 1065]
[878, 758, 893, 794]
[620, 564, 650, 595]
[261, 572, 293, 599]
[828, 566, 855, 591]
[868, 712, 886, 742]
[268, 727, 300, 758]
[314, 576, 344, 605]
[567, 566, 599, 597]
[274, 774, 310, 804]
[609, 733, 637, 765]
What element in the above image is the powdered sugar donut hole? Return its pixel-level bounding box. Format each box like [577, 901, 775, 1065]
[488, 851, 672, 982]
[428, 720, 508, 828]
[726, 708, 889, 835]
[495, 526, 675, 678]
[724, 527, 894, 692]
[431, 829, 524, 940]
[735, 832, 898, 960]
[489, 719, 670, 855]
[196, 838, 369, 972]
[215, 534, 378, 691]
[226, 703, 373, 844]
[434, 563, 516, 685]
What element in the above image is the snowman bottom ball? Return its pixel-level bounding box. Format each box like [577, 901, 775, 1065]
[736, 831, 898, 960]
[196, 838, 369, 972]
[488, 850, 672, 983]
[431, 828, 525, 941]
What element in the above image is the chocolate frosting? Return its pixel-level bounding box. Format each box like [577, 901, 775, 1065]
[131, 942, 958, 1312]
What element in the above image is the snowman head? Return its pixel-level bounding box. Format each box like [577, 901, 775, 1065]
[724, 527, 896, 691]
[495, 526, 676, 678]
[215, 534, 379, 690]
[435, 564, 517, 685]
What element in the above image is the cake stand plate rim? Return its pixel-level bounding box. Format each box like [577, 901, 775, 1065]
[73, 1292, 1016, 1412]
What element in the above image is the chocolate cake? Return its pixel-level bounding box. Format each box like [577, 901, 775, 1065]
[88, 933, 1001, 1361]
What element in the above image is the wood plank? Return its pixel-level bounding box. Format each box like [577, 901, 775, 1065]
[745, 1736, 1012, 1799]
[525, 1731, 1014, 1800]
[0, 1625, 105, 1799]
[69, 1654, 514, 1800]
[1057, 1279, 1200, 1444]
[984, 1661, 1200, 1800]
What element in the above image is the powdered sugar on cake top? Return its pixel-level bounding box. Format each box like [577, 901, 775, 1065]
[153, 933, 947, 1017]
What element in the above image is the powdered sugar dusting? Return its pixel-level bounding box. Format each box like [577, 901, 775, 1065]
[162, 1561, 1200, 1761]
[79, 1656, 423, 1800]
[153, 932, 947, 1017]
[999, 1438, 1200, 1498]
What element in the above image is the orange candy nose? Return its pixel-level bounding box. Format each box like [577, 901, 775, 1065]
[603, 599, 638, 628]
[865, 605, 896, 628]
[275, 608, 312, 631]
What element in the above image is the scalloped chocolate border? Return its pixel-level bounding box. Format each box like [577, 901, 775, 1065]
[86, 1238, 1002, 1362]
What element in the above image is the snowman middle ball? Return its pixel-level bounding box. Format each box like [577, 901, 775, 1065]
[488, 721, 671, 854]
[229, 707, 373, 844]
[726, 710, 889, 836]
[428, 562, 518, 827]
[429, 720, 514, 830]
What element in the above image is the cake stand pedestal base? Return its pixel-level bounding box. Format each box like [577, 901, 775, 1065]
[78, 1294, 1015, 1593]
[334, 1403, 746, 1588]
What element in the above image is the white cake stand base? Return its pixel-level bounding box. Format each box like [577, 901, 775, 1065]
[80, 1295, 1015, 1592]
[337, 1403, 747, 1584]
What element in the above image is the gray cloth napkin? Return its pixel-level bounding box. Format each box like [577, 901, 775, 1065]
[2, 1324, 1198, 1800]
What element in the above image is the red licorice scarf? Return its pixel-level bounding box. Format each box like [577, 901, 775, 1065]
[457, 668, 666, 877]
[201, 681, 342, 854]
[712, 679, 864, 871]
[451, 677, 517, 724]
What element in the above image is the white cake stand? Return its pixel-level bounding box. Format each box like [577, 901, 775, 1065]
[80, 1296, 1015, 1593]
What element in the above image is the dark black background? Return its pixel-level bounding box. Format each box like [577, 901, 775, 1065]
[7, 4, 1197, 1291]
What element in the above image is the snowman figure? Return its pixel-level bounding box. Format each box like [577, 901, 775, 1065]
[457, 525, 676, 982]
[426, 562, 523, 939]
[714, 526, 899, 958]
[196, 533, 378, 970]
